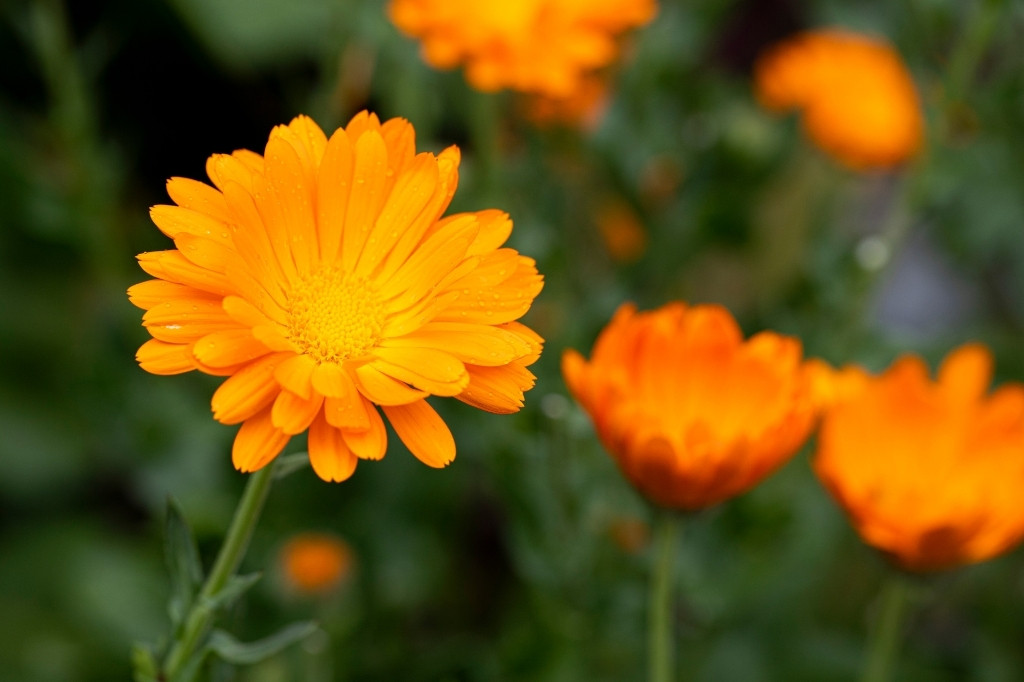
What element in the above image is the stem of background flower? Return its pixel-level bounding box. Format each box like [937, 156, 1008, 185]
[946, 0, 1007, 108]
[469, 91, 501, 203]
[648, 510, 679, 682]
[860, 575, 912, 682]
[162, 463, 277, 679]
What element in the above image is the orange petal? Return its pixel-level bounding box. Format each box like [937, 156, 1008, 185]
[150, 204, 232, 247]
[193, 329, 271, 368]
[271, 389, 325, 435]
[371, 347, 468, 396]
[383, 399, 455, 468]
[324, 390, 371, 431]
[352, 152, 440, 278]
[343, 402, 387, 460]
[353, 364, 428, 405]
[308, 411, 358, 482]
[211, 353, 288, 424]
[232, 406, 291, 473]
[165, 176, 231, 223]
[315, 127, 354, 266]
[136, 338, 196, 375]
[137, 250, 233, 297]
[311, 362, 356, 399]
[274, 353, 317, 400]
[128, 280, 216, 310]
[341, 130, 390, 273]
[457, 362, 536, 414]
[939, 343, 992, 402]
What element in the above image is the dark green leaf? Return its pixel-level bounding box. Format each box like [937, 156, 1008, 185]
[207, 621, 319, 665]
[130, 642, 158, 682]
[165, 497, 204, 631]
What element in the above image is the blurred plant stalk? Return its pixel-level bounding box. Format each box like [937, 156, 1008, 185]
[648, 510, 680, 682]
[860, 576, 912, 682]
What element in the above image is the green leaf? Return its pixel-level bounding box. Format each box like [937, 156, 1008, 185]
[273, 451, 310, 480]
[165, 497, 204, 631]
[130, 642, 158, 682]
[202, 572, 262, 613]
[207, 621, 319, 665]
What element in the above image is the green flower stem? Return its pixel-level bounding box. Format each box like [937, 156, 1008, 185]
[162, 464, 277, 679]
[860, 575, 912, 682]
[648, 510, 680, 682]
[946, 0, 1007, 106]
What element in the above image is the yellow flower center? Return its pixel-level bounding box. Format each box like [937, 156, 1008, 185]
[286, 268, 385, 363]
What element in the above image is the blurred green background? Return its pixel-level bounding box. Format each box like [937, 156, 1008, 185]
[1, 0, 1023, 680]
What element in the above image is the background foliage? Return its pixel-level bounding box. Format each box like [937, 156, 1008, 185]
[1, 0, 1023, 680]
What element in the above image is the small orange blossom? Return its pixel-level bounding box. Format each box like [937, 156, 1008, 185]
[281, 533, 353, 593]
[815, 344, 1024, 571]
[562, 302, 818, 510]
[755, 29, 923, 169]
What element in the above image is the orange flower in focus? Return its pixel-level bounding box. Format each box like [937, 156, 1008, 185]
[562, 303, 817, 510]
[388, 0, 657, 98]
[815, 345, 1024, 572]
[281, 533, 353, 593]
[755, 29, 923, 169]
[129, 113, 543, 481]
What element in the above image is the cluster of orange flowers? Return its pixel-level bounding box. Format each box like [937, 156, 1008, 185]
[564, 303, 1024, 573]
[388, 0, 656, 99]
[128, 7, 1013, 583]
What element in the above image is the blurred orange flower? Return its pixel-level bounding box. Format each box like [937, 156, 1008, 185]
[281, 533, 353, 593]
[563, 303, 817, 510]
[129, 113, 543, 481]
[594, 200, 648, 263]
[388, 0, 657, 98]
[755, 29, 923, 169]
[815, 345, 1024, 572]
[524, 76, 611, 130]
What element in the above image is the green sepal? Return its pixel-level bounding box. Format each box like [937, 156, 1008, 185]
[165, 497, 204, 632]
[207, 621, 319, 665]
[130, 642, 159, 682]
[273, 451, 310, 480]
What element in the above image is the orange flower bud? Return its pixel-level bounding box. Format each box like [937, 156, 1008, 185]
[281, 533, 353, 593]
[563, 303, 818, 510]
[815, 345, 1024, 571]
[755, 29, 923, 169]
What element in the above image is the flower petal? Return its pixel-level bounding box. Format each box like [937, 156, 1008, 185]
[343, 402, 388, 460]
[371, 347, 468, 396]
[136, 338, 196, 375]
[383, 399, 455, 468]
[211, 353, 289, 424]
[353, 364, 428, 405]
[271, 389, 325, 435]
[308, 411, 358, 482]
[193, 329, 271, 368]
[232, 406, 290, 473]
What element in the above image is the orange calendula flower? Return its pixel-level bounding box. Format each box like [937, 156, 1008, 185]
[562, 303, 817, 510]
[754, 29, 923, 169]
[281, 533, 353, 593]
[388, 0, 657, 98]
[814, 345, 1024, 572]
[129, 113, 543, 481]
